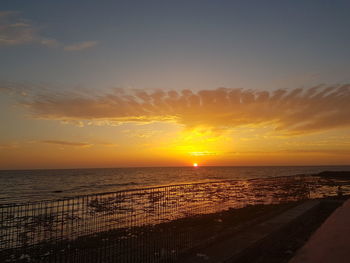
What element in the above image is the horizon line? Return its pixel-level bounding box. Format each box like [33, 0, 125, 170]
[1, 164, 350, 172]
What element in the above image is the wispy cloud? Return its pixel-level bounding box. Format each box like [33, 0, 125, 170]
[0, 142, 20, 149]
[231, 149, 350, 155]
[64, 41, 98, 51]
[37, 140, 118, 148]
[190, 151, 218, 156]
[6, 83, 350, 134]
[40, 140, 92, 147]
[122, 129, 160, 139]
[0, 11, 58, 47]
[0, 11, 97, 51]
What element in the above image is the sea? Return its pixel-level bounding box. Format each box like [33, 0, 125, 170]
[1, 166, 350, 204]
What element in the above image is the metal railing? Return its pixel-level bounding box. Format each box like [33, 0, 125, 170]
[0, 175, 347, 262]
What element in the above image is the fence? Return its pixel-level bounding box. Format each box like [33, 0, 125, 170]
[0, 175, 348, 262]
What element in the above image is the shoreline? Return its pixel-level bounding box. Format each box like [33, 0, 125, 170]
[1, 170, 350, 206]
[0, 202, 302, 262]
[1, 171, 350, 262]
[2, 197, 347, 263]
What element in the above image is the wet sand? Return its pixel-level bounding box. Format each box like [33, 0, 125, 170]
[1, 202, 299, 263]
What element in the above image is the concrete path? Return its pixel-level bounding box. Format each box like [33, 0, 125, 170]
[180, 200, 320, 263]
[290, 199, 350, 263]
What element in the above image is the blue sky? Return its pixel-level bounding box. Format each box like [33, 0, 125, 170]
[1, 0, 350, 91]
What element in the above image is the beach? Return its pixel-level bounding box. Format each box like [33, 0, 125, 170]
[1, 171, 350, 262]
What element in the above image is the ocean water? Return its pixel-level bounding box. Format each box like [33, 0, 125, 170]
[0, 166, 350, 204]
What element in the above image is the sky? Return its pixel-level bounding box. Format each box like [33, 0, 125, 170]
[1, 0, 350, 169]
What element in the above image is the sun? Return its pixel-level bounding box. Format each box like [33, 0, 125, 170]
[193, 163, 198, 167]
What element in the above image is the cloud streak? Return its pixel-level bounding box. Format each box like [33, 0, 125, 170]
[0, 11, 96, 51]
[64, 41, 98, 51]
[37, 140, 118, 148]
[10, 84, 350, 134]
[0, 142, 20, 149]
[40, 140, 92, 147]
[0, 11, 57, 47]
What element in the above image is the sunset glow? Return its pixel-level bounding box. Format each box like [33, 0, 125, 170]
[1, 1, 350, 169]
[193, 163, 198, 167]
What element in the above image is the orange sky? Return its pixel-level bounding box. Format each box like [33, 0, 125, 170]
[1, 86, 350, 169]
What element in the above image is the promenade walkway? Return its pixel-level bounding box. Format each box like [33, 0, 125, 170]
[290, 199, 350, 263]
[181, 200, 321, 262]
